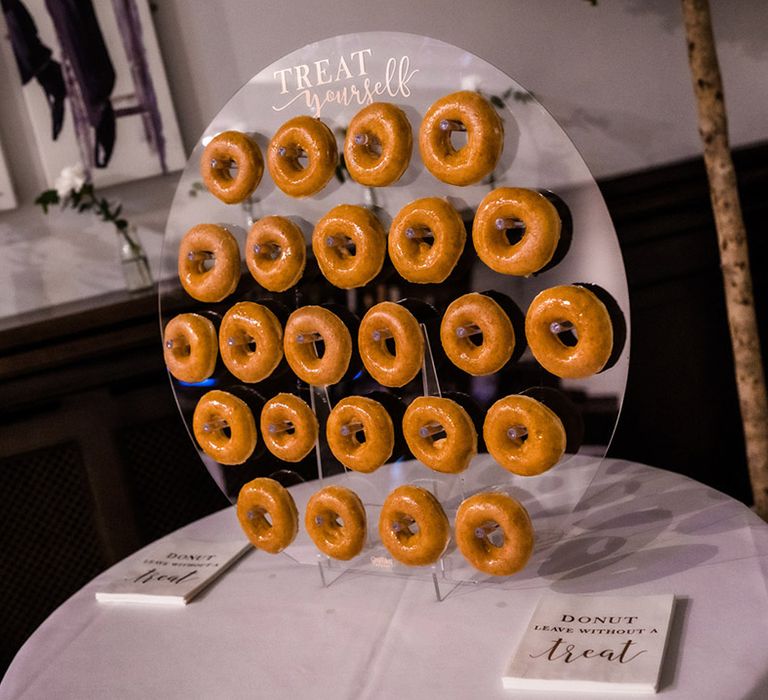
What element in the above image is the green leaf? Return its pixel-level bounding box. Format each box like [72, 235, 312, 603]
[35, 189, 59, 206]
[35, 189, 60, 214]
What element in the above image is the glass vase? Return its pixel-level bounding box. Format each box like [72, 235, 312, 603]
[118, 225, 154, 292]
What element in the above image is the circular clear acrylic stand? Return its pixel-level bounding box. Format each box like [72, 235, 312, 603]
[159, 32, 630, 599]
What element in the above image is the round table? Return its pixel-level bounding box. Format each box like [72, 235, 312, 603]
[3, 457, 768, 699]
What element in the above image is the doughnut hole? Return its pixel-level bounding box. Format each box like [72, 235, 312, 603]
[391, 515, 420, 542]
[447, 125, 468, 152]
[475, 520, 505, 549]
[502, 222, 526, 246]
[247, 507, 273, 534]
[358, 135, 383, 158]
[270, 424, 296, 449]
[553, 324, 579, 347]
[507, 427, 529, 448]
[291, 149, 309, 170]
[466, 330, 483, 348]
[168, 334, 191, 359]
[315, 508, 346, 543]
[382, 335, 397, 357]
[195, 253, 216, 272]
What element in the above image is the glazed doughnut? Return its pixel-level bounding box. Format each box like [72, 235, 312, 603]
[236, 477, 298, 553]
[483, 395, 566, 476]
[268, 115, 338, 197]
[246, 216, 306, 292]
[526, 285, 613, 378]
[163, 313, 218, 383]
[312, 204, 386, 289]
[305, 486, 367, 560]
[178, 224, 241, 303]
[455, 492, 534, 576]
[260, 392, 318, 463]
[219, 302, 283, 383]
[378, 485, 450, 566]
[326, 396, 394, 473]
[344, 102, 412, 187]
[358, 302, 424, 387]
[192, 390, 257, 465]
[388, 197, 466, 284]
[473, 188, 561, 276]
[419, 91, 503, 186]
[440, 293, 515, 376]
[402, 396, 477, 474]
[200, 130, 264, 204]
[283, 306, 352, 385]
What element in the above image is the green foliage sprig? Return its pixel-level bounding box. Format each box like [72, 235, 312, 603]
[36, 164, 130, 234]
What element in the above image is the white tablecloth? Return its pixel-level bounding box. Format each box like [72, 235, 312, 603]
[3, 457, 768, 699]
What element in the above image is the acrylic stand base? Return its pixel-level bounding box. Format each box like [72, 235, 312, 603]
[279, 452, 603, 601]
[285, 325, 600, 602]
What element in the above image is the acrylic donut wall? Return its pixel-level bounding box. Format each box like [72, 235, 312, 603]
[159, 33, 630, 583]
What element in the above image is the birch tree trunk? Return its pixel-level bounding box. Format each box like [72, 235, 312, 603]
[681, 0, 768, 519]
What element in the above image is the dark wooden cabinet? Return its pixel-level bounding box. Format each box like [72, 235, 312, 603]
[0, 290, 229, 673]
[602, 142, 767, 502]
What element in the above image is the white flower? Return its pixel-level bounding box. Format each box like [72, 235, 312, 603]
[55, 163, 87, 199]
[460, 74, 481, 92]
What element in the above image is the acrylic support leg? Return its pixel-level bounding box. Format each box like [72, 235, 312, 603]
[417, 323, 472, 501]
[432, 565, 443, 602]
[316, 553, 347, 588]
[420, 322, 441, 398]
[309, 384, 348, 480]
[309, 384, 332, 481]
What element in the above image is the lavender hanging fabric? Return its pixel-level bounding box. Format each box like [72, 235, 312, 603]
[44, 0, 117, 167]
[1, 0, 66, 139]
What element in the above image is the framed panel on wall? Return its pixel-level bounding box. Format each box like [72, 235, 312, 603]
[0, 138, 17, 210]
[2, 0, 185, 188]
